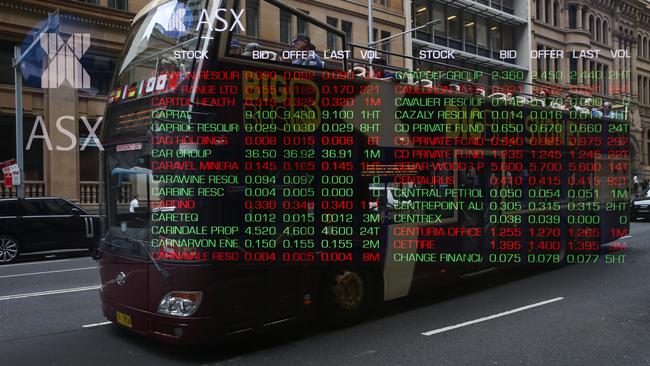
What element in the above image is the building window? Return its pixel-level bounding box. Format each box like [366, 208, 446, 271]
[414, 0, 432, 42]
[433, 2, 446, 45]
[536, 0, 542, 20]
[380, 30, 390, 62]
[502, 25, 514, 50]
[464, 13, 476, 53]
[107, 0, 127, 10]
[326, 17, 339, 50]
[341, 20, 353, 44]
[639, 35, 644, 57]
[246, 0, 259, 37]
[79, 117, 100, 182]
[79, 53, 117, 96]
[0, 40, 16, 85]
[280, 9, 292, 44]
[76, 0, 99, 4]
[374, 0, 389, 5]
[569, 6, 577, 29]
[545, 0, 551, 23]
[553, 1, 560, 26]
[297, 10, 309, 36]
[476, 16, 488, 57]
[603, 21, 608, 44]
[502, 0, 514, 14]
[569, 58, 577, 85]
[490, 23, 501, 59]
[491, 0, 502, 12]
[447, 6, 461, 49]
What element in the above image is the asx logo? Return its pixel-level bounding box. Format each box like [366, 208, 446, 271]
[26, 116, 103, 151]
[39, 33, 91, 89]
[147, 1, 193, 37]
[167, 3, 187, 32]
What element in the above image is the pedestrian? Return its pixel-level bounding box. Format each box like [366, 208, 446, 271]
[242, 42, 260, 57]
[229, 39, 242, 55]
[602, 102, 614, 118]
[634, 175, 639, 194]
[286, 34, 325, 68]
[129, 194, 139, 213]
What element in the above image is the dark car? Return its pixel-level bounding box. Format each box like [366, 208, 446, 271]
[631, 188, 650, 221]
[0, 197, 100, 263]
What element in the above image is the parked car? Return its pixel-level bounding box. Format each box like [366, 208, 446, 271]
[631, 188, 650, 221]
[0, 197, 100, 263]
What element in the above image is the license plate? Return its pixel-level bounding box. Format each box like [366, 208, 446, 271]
[116, 311, 132, 328]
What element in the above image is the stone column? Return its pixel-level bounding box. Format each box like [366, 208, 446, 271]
[577, 6, 583, 29]
[641, 127, 650, 166]
[614, 35, 620, 97]
[43, 85, 80, 202]
[627, 40, 632, 97]
[577, 55, 583, 85]
[549, 48, 555, 77]
[563, 50, 570, 87]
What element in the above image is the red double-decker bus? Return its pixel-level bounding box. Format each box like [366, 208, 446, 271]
[98, 0, 630, 344]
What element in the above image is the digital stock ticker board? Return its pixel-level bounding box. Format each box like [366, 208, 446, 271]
[105, 66, 630, 269]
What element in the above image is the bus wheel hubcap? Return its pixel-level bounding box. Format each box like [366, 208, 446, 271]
[0, 238, 18, 263]
[333, 271, 364, 310]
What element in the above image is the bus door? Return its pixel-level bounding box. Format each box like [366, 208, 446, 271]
[375, 148, 464, 300]
[101, 147, 152, 320]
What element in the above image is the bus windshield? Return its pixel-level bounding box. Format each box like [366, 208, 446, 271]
[115, 0, 208, 88]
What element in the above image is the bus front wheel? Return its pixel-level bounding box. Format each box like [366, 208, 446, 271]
[319, 268, 375, 327]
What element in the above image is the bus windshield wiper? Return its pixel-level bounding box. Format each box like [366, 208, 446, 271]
[114, 234, 170, 279]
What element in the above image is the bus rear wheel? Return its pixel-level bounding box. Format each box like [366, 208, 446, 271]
[319, 268, 373, 327]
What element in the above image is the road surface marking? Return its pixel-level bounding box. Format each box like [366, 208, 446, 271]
[82, 321, 112, 328]
[421, 297, 564, 336]
[0, 285, 101, 301]
[0, 267, 97, 279]
[0, 259, 71, 267]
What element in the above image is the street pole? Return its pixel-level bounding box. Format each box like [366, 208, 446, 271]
[11, 10, 58, 199]
[13, 46, 24, 199]
[368, 0, 374, 47]
[368, 0, 374, 75]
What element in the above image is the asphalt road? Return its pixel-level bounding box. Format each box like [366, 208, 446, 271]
[0, 224, 648, 366]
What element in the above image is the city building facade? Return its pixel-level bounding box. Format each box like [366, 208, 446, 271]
[0, 0, 405, 211]
[404, 0, 532, 91]
[531, 0, 650, 182]
[0, 0, 148, 210]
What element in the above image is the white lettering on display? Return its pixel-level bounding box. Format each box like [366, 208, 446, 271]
[418, 49, 456, 59]
[173, 50, 208, 59]
[26, 116, 104, 151]
[196, 8, 245, 32]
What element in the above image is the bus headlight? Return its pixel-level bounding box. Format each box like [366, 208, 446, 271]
[157, 291, 203, 317]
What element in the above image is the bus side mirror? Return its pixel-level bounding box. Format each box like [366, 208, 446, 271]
[71, 208, 81, 216]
